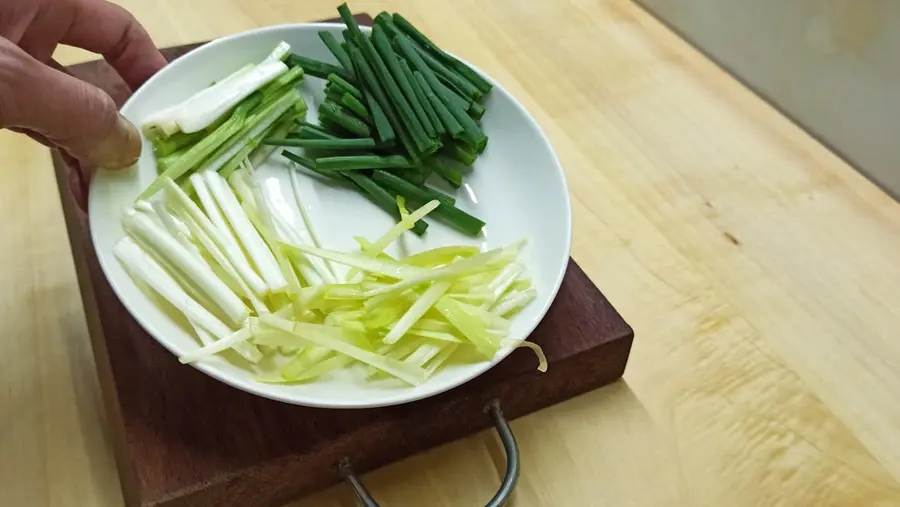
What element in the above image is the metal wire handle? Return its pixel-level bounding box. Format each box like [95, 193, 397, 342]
[339, 403, 520, 507]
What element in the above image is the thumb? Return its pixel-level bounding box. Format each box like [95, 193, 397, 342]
[0, 38, 141, 170]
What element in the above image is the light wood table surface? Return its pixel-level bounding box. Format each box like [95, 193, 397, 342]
[3, 0, 900, 505]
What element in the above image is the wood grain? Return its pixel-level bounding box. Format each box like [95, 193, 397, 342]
[5, 1, 900, 506]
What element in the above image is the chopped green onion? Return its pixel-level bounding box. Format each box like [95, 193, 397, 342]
[263, 137, 377, 150]
[316, 154, 412, 171]
[318, 31, 355, 77]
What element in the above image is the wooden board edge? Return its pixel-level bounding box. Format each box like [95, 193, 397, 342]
[50, 152, 143, 507]
[149, 333, 633, 507]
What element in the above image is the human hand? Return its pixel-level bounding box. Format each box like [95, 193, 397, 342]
[0, 0, 166, 173]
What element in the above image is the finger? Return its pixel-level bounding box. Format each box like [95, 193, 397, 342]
[15, 2, 69, 63]
[63, 0, 166, 89]
[0, 38, 141, 170]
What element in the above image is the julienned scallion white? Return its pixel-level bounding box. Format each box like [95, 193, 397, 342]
[142, 42, 292, 137]
[202, 170, 287, 292]
[122, 209, 249, 326]
[113, 237, 261, 363]
[164, 177, 269, 297]
[114, 185, 540, 386]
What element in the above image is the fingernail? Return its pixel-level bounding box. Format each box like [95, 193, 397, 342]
[85, 114, 142, 170]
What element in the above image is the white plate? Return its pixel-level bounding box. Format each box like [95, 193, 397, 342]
[89, 23, 571, 408]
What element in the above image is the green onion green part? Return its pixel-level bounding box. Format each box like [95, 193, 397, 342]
[371, 170, 485, 236]
[371, 26, 435, 139]
[414, 71, 462, 137]
[431, 157, 464, 188]
[403, 58, 442, 135]
[346, 40, 416, 160]
[263, 137, 377, 150]
[288, 53, 352, 82]
[318, 31, 355, 77]
[343, 172, 428, 235]
[327, 73, 362, 99]
[319, 101, 372, 137]
[316, 154, 412, 171]
[393, 13, 493, 94]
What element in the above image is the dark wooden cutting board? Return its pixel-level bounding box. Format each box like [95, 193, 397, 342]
[50, 13, 634, 507]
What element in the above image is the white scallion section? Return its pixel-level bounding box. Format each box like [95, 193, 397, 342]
[122, 210, 249, 326]
[186, 174, 268, 296]
[203, 170, 287, 293]
[142, 57, 288, 135]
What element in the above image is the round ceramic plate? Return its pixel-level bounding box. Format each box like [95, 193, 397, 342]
[89, 23, 571, 408]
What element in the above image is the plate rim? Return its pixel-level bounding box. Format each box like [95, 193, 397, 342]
[87, 22, 573, 409]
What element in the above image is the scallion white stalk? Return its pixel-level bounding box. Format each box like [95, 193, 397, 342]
[244, 170, 332, 286]
[179, 323, 257, 364]
[122, 210, 249, 326]
[188, 173, 269, 296]
[114, 237, 236, 339]
[175, 204, 270, 315]
[143, 56, 289, 135]
[289, 169, 340, 283]
[148, 199, 200, 258]
[203, 170, 287, 293]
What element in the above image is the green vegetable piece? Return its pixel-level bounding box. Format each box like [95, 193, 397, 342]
[372, 170, 485, 236]
[337, 3, 365, 41]
[325, 84, 344, 104]
[318, 31, 355, 77]
[260, 66, 304, 99]
[296, 124, 340, 140]
[339, 92, 371, 121]
[343, 172, 427, 236]
[434, 79, 470, 112]
[418, 183, 456, 206]
[469, 101, 485, 120]
[319, 101, 372, 137]
[263, 137, 376, 150]
[403, 58, 442, 136]
[327, 73, 362, 99]
[248, 110, 299, 169]
[281, 150, 344, 183]
[389, 166, 427, 186]
[393, 13, 493, 94]
[288, 53, 352, 81]
[316, 154, 412, 171]
[395, 33, 485, 150]
[411, 42, 481, 101]
[414, 71, 462, 137]
[346, 41, 414, 159]
[430, 157, 463, 188]
[368, 98, 395, 147]
[371, 26, 435, 139]
[442, 142, 476, 166]
[151, 130, 205, 157]
[361, 24, 433, 154]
